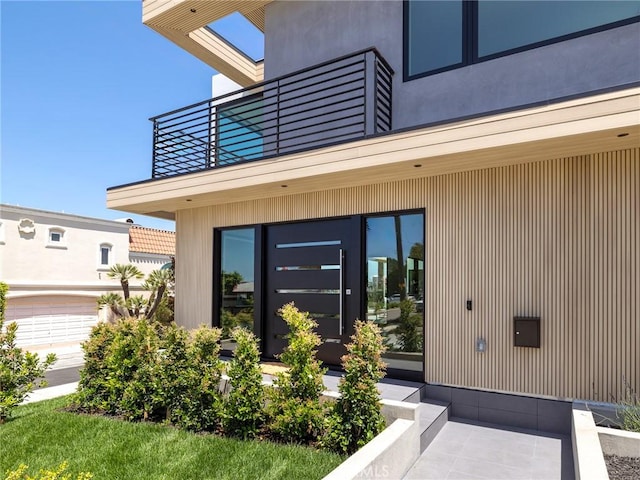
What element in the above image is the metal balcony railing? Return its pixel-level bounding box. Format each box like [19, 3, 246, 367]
[150, 48, 393, 179]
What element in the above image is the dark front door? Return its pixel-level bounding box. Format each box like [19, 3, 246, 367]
[264, 217, 361, 365]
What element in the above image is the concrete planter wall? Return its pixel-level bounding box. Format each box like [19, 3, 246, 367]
[322, 394, 421, 480]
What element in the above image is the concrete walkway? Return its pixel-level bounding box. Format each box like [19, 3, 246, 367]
[21, 342, 84, 405]
[404, 418, 574, 479]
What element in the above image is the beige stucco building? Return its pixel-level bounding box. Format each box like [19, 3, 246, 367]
[0, 204, 174, 346]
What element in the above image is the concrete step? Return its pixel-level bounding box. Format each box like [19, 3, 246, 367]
[417, 400, 449, 453]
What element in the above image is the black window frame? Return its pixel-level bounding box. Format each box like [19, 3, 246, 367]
[361, 208, 426, 382]
[403, 0, 640, 82]
[212, 225, 264, 350]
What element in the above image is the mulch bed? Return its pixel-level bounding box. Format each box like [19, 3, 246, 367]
[605, 454, 640, 480]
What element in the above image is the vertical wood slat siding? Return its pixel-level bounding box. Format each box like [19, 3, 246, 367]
[176, 148, 639, 401]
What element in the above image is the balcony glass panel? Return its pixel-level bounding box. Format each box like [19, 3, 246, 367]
[216, 93, 264, 166]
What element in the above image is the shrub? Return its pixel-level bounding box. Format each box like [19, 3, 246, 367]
[74, 321, 118, 412]
[222, 328, 264, 439]
[268, 303, 326, 444]
[75, 319, 224, 428]
[107, 318, 161, 421]
[0, 282, 57, 423]
[165, 325, 224, 431]
[4, 462, 92, 480]
[322, 320, 387, 455]
[619, 378, 640, 433]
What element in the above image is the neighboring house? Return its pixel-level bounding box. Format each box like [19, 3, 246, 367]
[107, 0, 639, 412]
[129, 225, 176, 275]
[0, 204, 175, 346]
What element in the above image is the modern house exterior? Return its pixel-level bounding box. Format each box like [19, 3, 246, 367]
[0, 204, 175, 346]
[108, 0, 639, 407]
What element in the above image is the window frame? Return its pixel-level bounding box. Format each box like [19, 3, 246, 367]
[98, 243, 113, 269]
[47, 227, 66, 248]
[362, 208, 426, 379]
[212, 225, 263, 346]
[403, 0, 640, 82]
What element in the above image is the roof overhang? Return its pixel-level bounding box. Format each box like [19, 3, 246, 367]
[107, 87, 640, 219]
[143, 0, 270, 86]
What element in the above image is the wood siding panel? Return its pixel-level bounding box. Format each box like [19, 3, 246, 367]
[176, 147, 639, 401]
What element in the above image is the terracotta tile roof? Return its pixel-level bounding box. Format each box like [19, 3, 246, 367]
[129, 226, 175, 256]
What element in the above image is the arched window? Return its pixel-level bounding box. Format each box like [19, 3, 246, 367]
[47, 227, 66, 247]
[99, 243, 113, 267]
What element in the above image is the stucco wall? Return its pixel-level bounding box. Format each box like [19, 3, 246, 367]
[264, 1, 640, 130]
[0, 206, 130, 290]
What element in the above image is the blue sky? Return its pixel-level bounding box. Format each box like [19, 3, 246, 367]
[1, 1, 261, 231]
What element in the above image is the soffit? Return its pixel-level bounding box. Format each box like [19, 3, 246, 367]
[142, 0, 270, 86]
[106, 88, 640, 218]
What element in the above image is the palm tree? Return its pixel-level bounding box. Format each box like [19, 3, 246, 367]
[126, 295, 147, 318]
[142, 268, 173, 320]
[107, 264, 144, 317]
[107, 262, 143, 296]
[96, 292, 125, 320]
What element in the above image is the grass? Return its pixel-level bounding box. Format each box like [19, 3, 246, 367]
[0, 397, 344, 480]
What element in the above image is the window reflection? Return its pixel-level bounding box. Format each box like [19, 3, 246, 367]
[219, 228, 255, 351]
[366, 213, 424, 372]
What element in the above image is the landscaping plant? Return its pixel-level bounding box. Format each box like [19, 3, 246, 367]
[4, 462, 92, 480]
[222, 327, 265, 439]
[97, 264, 174, 323]
[75, 318, 224, 429]
[322, 319, 387, 454]
[74, 321, 118, 413]
[619, 377, 640, 433]
[0, 282, 56, 423]
[163, 325, 224, 431]
[268, 303, 326, 444]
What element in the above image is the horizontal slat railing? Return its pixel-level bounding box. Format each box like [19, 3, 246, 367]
[151, 48, 393, 179]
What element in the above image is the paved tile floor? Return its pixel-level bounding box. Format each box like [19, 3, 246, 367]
[404, 418, 574, 480]
[322, 370, 423, 401]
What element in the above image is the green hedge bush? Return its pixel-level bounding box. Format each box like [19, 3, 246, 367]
[75, 319, 223, 430]
[268, 303, 327, 443]
[74, 305, 390, 453]
[322, 320, 387, 454]
[0, 282, 57, 423]
[222, 327, 264, 439]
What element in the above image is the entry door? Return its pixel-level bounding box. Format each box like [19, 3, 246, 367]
[264, 218, 361, 365]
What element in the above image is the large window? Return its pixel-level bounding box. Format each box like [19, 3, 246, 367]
[405, 0, 640, 79]
[217, 228, 256, 351]
[365, 212, 424, 372]
[406, 0, 464, 78]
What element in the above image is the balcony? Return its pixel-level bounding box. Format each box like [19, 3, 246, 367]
[151, 48, 393, 179]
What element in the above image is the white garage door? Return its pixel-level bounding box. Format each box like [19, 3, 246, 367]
[4, 296, 99, 347]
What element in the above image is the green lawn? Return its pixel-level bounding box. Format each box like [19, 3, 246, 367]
[0, 397, 344, 480]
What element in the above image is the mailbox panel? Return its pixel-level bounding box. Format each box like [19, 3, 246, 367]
[514, 317, 541, 348]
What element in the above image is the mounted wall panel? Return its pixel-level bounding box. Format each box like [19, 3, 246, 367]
[175, 147, 639, 402]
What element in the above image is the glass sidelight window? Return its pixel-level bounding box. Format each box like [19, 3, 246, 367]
[365, 212, 424, 372]
[218, 228, 255, 351]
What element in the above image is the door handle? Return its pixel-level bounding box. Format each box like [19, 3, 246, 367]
[339, 248, 344, 335]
